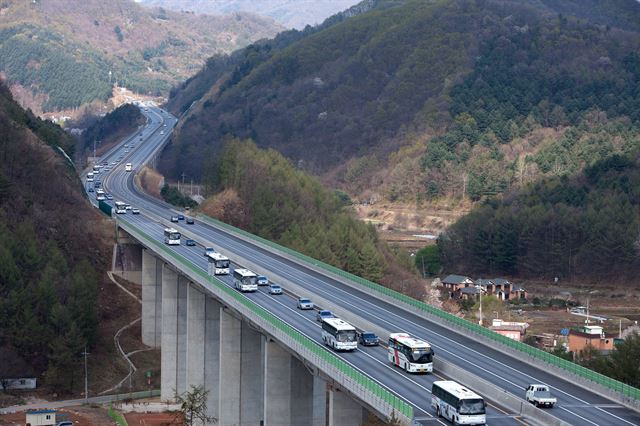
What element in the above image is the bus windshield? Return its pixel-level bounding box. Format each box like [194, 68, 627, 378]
[242, 276, 256, 286]
[458, 398, 485, 415]
[336, 330, 357, 342]
[410, 349, 433, 363]
[215, 259, 230, 268]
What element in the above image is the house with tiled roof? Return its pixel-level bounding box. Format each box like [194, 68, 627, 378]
[441, 275, 474, 295]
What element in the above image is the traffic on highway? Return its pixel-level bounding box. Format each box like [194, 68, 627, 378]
[82, 103, 640, 426]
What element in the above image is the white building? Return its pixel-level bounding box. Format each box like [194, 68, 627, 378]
[25, 410, 56, 426]
[0, 377, 37, 390]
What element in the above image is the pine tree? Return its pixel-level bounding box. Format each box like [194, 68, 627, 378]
[69, 260, 99, 346]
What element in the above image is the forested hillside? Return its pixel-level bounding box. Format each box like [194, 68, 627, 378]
[200, 139, 423, 294]
[163, 0, 640, 205]
[439, 153, 640, 281]
[0, 0, 282, 113]
[0, 83, 108, 392]
[76, 103, 145, 164]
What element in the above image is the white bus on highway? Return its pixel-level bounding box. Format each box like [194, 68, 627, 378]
[87, 172, 94, 182]
[207, 252, 230, 275]
[95, 189, 105, 201]
[431, 380, 486, 425]
[388, 333, 434, 373]
[233, 269, 258, 292]
[125, 163, 132, 172]
[114, 201, 127, 214]
[321, 318, 357, 351]
[163, 227, 181, 245]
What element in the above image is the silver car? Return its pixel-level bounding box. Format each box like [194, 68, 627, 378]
[297, 298, 313, 310]
[269, 284, 283, 295]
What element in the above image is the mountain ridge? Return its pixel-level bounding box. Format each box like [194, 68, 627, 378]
[161, 0, 640, 210]
[0, 0, 283, 113]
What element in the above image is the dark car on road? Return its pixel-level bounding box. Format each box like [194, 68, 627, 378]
[186, 217, 195, 224]
[357, 331, 380, 346]
[185, 239, 196, 246]
[316, 310, 335, 322]
[178, 214, 185, 220]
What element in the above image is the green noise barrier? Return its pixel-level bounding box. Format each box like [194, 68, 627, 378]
[196, 214, 640, 402]
[122, 221, 414, 421]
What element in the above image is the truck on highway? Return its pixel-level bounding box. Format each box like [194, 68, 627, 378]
[525, 384, 557, 408]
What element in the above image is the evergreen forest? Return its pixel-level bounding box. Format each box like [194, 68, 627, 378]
[0, 84, 106, 392]
[439, 154, 640, 281]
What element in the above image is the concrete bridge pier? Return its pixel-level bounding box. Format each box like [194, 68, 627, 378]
[185, 285, 221, 424]
[329, 388, 365, 426]
[139, 250, 369, 426]
[161, 265, 188, 401]
[263, 339, 327, 426]
[113, 228, 143, 284]
[218, 309, 265, 426]
[142, 249, 162, 347]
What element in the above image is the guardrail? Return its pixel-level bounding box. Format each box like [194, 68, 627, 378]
[118, 220, 414, 425]
[195, 214, 640, 407]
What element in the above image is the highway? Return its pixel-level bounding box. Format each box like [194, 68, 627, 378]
[88, 105, 640, 426]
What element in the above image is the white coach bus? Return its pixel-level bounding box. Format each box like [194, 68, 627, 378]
[431, 380, 486, 425]
[233, 268, 258, 292]
[207, 252, 230, 275]
[321, 318, 357, 351]
[163, 227, 181, 245]
[387, 332, 434, 373]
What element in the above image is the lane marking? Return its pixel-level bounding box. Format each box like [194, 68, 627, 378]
[559, 406, 601, 426]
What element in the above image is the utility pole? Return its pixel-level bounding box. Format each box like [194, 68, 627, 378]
[476, 284, 483, 326]
[82, 346, 90, 402]
[93, 139, 96, 161]
[181, 172, 186, 192]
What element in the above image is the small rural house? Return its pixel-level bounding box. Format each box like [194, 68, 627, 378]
[441, 275, 474, 297]
[26, 410, 56, 426]
[568, 325, 614, 354]
[489, 319, 529, 342]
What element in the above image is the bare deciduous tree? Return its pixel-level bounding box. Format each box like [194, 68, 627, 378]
[173, 385, 216, 425]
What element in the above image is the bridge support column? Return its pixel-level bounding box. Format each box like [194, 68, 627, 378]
[312, 376, 327, 426]
[240, 322, 264, 425]
[204, 297, 221, 424]
[218, 308, 242, 424]
[264, 339, 291, 425]
[263, 339, 326, 426]
[328, 388, 364, 426]
[160, 265, 188, 401]
[142, 249, 162, 347]
[186, 284, 205, 389]
[219, 308, 264, 426]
